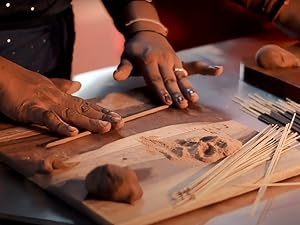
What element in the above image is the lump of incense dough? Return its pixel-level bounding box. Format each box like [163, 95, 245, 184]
[173, 135, 242, 163]
[255, 44, 300, 69]
[85, 164, 143, 204]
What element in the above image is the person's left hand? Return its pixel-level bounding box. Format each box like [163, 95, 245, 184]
[113, 31, 223, 109]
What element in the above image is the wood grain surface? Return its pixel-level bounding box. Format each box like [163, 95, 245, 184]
[14, 121, 300, 225]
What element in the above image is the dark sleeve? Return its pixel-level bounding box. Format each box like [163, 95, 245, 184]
[101, 0, 131, 33]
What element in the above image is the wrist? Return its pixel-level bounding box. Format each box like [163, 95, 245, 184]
[125, 29, 168, 41]
[0, 56, 17, 92]
[102, 0, 168, 39]
[123, 1, 168, 38]
[125, 18, 168, 38]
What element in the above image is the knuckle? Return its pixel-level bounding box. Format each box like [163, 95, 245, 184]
[15, 103, 32, 122]
[129, 42, 140, 53]
[143, 52, 156, 65]
[149, 75, 162, 83]
[79, 102, 90, 113]
[42, 111, 63, 132]
[164, 77, 176, 85]
[43, 110, 56, 121]
[176, 73, 187, 80]
[65, 108, 79, 119]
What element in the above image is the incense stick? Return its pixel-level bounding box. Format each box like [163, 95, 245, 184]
[233, 182, 300, 187]
[233, 94, 300, 133]
[45, 131, 91, 148]
[172, 115, 300, 207]
[45, 105, 169, 148]
[252, 114, 295, 213]
[123, 104, 169, 122]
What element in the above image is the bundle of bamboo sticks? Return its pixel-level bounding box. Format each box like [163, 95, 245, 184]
[233, 93, 300, 133]
[171, 114, 300, 208]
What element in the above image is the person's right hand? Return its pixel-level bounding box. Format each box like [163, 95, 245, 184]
[113, 31, 223, 109]
[0, 57, 123, 136]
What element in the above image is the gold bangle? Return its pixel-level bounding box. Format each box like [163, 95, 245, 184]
[125, 18, 168, 37]
[125, 18, 167, 31]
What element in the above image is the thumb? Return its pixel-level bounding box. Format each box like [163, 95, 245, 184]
[50, 78, 81, 94]
[113, 59, 133, 81]
[182, 61, 223, 76]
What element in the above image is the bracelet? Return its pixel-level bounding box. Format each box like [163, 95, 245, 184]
[125, 18, 168, 37]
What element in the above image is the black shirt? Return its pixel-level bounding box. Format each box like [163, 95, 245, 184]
[0, 0, 75, 78]
[0, 0, 72, 29]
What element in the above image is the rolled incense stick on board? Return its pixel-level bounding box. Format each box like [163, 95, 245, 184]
[122, 104, 169, 122]
[46, 105, 169, 148]
[45, 131, 92, 148]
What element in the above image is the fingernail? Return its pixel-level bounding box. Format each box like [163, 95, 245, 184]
[186, 89, 199, 102]
[208, 65, 221, 70]
[98, 121, 112, 134]
[213, 65, 222, 69]
[113, 70, 121, 80]
[175, 94, 188, 109]
[164, 94, 172, 104]
[161, 91, 172, 104]
[103, 113, 122, 123]
[186, 88, 196, 97]
[109, 112, 122, 121]
[101, 108, 111, 114]
[68, 126, 77, 132]
[102, 120, 110, 124]
[113, 69, 118, 75]
[176, 95, 185, 103]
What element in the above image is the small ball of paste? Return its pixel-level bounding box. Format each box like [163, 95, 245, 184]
[85, 164, 143, 204]
[255, 44, 300, 69]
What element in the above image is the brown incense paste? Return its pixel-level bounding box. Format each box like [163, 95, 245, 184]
[255, 44, 300, 69]
[173, 135, 241, 163]
[85, 164, 143, 204]
[140, 135, 242, 163]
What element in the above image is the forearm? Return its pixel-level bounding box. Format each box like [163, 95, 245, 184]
[101, 0, 168, 39]
[234, 0, 300, 38]
[233, 0, 288, 20]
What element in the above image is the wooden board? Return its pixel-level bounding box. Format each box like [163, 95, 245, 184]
[17, 120, 300, 225]
[1, 89, 300, 225]
[240, 42, 300, 103]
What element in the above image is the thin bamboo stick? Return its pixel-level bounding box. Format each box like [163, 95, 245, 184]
[172, 116, 300, 206]
[46, 105, 169, 148]
[45, 131, 92, 148]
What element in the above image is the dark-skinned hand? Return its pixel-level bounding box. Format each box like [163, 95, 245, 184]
[276, 0, 300, 38]
[0, 57, 124, 137]
[113, 31, 223, 109]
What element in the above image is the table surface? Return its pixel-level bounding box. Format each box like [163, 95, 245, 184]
[1, 29, 300, 225]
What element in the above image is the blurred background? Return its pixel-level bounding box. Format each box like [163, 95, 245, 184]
[72, 0, 123, 76]
[72, 0, 274, 76]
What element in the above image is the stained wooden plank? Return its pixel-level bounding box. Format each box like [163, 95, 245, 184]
[21, 120, 300, 225]
[4, 91, 300, 225]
